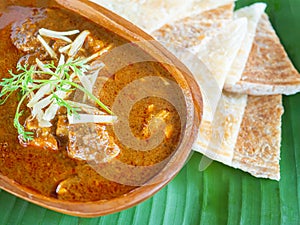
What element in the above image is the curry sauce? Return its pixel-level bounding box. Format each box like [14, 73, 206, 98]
[0, 1, 184, 201]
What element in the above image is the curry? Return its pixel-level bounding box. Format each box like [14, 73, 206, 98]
[0, 0, 185, 201]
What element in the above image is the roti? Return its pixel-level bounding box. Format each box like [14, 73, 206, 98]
[161, 3, 283, 180]
[189, 18, 247, 163]
[90, 0, 193, 32]
[225, 13, 300, 95]
[232, 95, 283, 180]
[187, 0, 234, 19]
[225, 3, 266, 85]
[90, 0, 234, 32]
[152, 3, 234, 50]
[193, 92, 247, 165]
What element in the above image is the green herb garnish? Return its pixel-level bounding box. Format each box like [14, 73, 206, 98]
[0, 59, 111, 142]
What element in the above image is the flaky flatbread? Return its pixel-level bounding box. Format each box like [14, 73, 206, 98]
[90, 0, 193, 32]
[194, 3, 234, 20]
[193, 92, 247, 165]
[152, 3, 234, 50]
[225, 3, 266, 85]
[194, 19, 247, 90]
[90, 0, 233, 32]
[225, 13, 300, 95]
[168, 3, 283, 180]
[232, 95, 283, 180]
[187, 0, 233, 20]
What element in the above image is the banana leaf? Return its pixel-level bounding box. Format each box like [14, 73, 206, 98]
[0, 0, 300, 224]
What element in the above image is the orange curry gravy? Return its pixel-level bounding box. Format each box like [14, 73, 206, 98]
[0, 1, 183, 201]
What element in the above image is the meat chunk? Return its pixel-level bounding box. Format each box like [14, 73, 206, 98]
[28, 127, 58, 150]
[10, 8, 46, 53]
[68, 123, 120, 163]
[17, 52, 50, 68]
[84, 34, 104, 53]
[56, 115, 69, 137]
[10, 8, 69, 60]
[24, 117, 58, 150]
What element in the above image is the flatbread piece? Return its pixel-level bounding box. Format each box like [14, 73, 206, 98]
[225, 13, 300, 95]
[90, 0, 233, 32]
[232, 95, 283, 180]
[225, 2, 266, 85]
[193, 92, 247, 165]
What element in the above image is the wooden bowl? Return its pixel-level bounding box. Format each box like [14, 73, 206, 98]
[0, 0, 202, 217]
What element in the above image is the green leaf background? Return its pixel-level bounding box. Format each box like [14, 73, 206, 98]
[1, 0, 300, 224]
